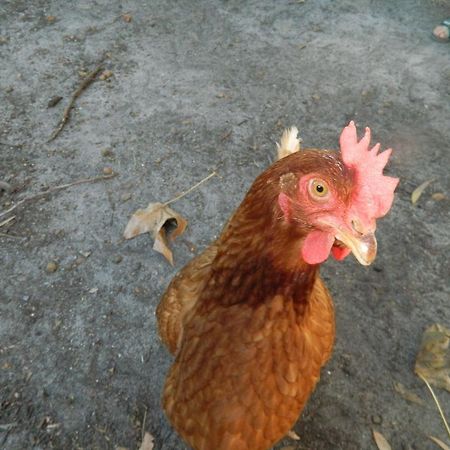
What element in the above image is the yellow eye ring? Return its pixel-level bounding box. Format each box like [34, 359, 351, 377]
[309, 179, 329, 199]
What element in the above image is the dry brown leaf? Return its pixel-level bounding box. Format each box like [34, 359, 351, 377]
[372, 430, 392, 450]
[411, 179, 435, 205]
[124, 202, 187, 265]
[429, 436, 450, 450]
[393, 381, 424, 405]
[415, 324, 450, 392]
[139, 432, 154, 450]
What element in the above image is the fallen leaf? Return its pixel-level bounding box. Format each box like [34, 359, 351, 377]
[139, 432, 154, 450]
[124, 203, 187, 265]
[415, 324, 450, 392]
[372, 430, 392, 450]
[411, 179, 435, 205]
[286, 430, 300, 440]
[429, 436, 450, 450]
[393, 381, 424, 405]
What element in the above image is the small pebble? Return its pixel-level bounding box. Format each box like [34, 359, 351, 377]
[47, 96, 62, 108]
[432, 192, 446, 201]
[112, 255, 123, 264]
[121, 192, 132, 202]
[46, 261, 58, 273]
[101, 148, 114, 158]
[371, 414, 383, 425]
[103, 167, 113, 175]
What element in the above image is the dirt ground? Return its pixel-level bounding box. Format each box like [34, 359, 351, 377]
[1, 0, 450, 449]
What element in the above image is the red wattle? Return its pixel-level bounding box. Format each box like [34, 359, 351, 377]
[331, 245, 351, 261]
[301, 230, 335, 265]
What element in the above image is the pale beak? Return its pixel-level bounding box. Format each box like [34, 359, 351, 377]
[335, 229, 377, 266]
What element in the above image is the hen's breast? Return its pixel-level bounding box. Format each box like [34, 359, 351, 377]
[163, 276, 335, 450]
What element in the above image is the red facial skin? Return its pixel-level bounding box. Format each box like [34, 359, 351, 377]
[278, 173, 353, 265]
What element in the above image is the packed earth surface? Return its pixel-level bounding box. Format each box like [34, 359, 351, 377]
[1, 1, 450, 449]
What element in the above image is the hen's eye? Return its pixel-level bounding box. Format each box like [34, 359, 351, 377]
[309, 179, 329, 199]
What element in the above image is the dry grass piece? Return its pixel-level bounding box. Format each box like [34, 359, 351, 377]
[411, 179, 435, 205]
[0, 174, 116, 220]
[418, 373, 450, 440]
[429, 435, 450, 450]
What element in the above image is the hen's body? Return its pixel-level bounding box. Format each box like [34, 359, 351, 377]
[157, 151, 336, 450]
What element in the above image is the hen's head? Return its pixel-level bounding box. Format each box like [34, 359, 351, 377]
[275, 121, 399, 266]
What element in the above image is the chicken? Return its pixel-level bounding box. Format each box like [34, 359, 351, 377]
[156, 121, 399, 450]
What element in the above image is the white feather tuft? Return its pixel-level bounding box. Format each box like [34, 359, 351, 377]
[276, 127, 301, 160]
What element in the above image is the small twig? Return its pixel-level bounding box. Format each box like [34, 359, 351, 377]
[0, 215, 15, 228]
[164, 171, 217, 206]
[0, 232, 24, 239]
[418, 373, 450, 439]
[0, 174, 117, 220]
[48, 62, 105, 142]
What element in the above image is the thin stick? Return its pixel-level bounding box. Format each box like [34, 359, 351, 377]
[0, 232, 24, 239]
[48, 63, 104, 142]
[164, 171, 217, 206]
[0, 174, 116, 220]
[418, 373, 450, 439]
[0, 215, 15, 228]
[141, 407, 147, 442]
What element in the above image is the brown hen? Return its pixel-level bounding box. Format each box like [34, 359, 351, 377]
[157, 122, 398, 450]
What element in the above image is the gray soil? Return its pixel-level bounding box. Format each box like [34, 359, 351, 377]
[1, 0, 450, 449]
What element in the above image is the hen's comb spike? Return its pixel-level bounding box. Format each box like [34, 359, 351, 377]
[339, 122, 399, 220]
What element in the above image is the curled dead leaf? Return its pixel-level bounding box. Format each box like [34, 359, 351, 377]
[415, 324, 450, 392]
[372, 430, 392, 450]
[124, 202, 187, 265]
[411, 179, 435, 205]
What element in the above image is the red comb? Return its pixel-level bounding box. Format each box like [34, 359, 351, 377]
[340, 121, 399, 220]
